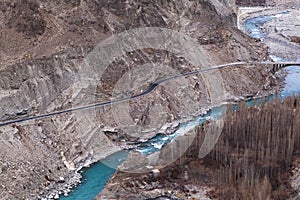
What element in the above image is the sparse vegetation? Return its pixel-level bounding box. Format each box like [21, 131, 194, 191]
[178, 95, 300, 199]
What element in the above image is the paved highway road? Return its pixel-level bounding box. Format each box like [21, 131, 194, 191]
[0, 61, 299, 127]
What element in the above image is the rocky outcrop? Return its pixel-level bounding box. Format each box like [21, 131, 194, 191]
[266, 0, 300, 7]
[236, 0, 266, 6]
[6, 0, 47, 37]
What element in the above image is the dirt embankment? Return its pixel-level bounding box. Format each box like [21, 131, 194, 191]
[0, 0, 279, 199]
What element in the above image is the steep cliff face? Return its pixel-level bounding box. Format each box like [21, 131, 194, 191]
[0, 0, 276, 199]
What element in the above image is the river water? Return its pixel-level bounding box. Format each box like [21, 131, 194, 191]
[59, 106, 225, 200]
[59, 11, 300, 200]
[244, 11, 289, 39]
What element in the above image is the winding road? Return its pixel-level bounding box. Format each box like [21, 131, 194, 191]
[0, 61, 299, 127]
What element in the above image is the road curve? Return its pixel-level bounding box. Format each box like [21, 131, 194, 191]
[0, 61, 299, 127]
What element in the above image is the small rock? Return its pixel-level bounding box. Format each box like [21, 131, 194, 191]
[58, 176, 65, 183]
[152, 169, 160, 178]
[54, 193, 59, 199]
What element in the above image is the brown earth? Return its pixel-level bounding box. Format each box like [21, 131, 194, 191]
[290, 36, 300, 45]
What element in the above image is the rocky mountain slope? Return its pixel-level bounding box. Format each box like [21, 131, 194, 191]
[0, 0, 280, 199]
